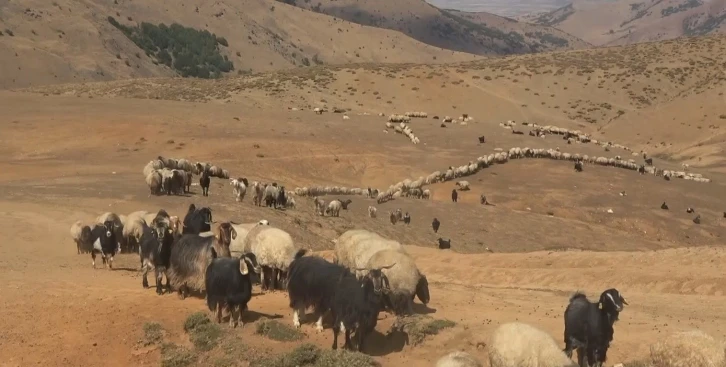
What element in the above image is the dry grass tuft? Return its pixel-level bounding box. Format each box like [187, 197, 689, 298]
[255, 318, 305, 342]
[389, 315, 456, 346]
[649, 330, 725, 367]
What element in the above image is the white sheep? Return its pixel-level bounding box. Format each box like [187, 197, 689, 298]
[230, 178, 247, 202]
[456, 180, 469, 191]
[333, 230, 405, 279]
[343, 115, 350, 120]
[488, 322, 576, 367]
[649, 330, 725, 367]
[229, 220, 269, 257]
[70, 220, 93, 254]
[122, 216, 146, 246]
[365, 249, 429, 315]
[368, 206, 377, 218]
[325, 200, 342, 217]
[436, 351, 483, 367]
[243, 225, 299, 291]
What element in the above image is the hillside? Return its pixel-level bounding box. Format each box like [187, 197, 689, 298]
[26, 34, 726, 169]
[0, 0, 477, 89]
[526, 0, 726, 45]
[285, 0, 591, 55]
[428, 0, 572, 18]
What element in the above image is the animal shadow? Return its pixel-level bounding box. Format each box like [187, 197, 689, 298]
[412, 303, 436, 315]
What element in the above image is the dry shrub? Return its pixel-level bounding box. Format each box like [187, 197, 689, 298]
[161, 343, 197, 367]
[389, 315, 456, 346]
[255, 318, 304, 342]
[252, 343, 379, 367]
[649, 330, 725, 367]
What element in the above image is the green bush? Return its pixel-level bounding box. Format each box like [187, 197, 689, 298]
[107, 17, 233, 78]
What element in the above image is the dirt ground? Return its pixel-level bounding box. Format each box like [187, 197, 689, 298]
[1, 88, 725, 367]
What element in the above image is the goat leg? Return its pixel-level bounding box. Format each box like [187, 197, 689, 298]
[331, 321, 340, 350]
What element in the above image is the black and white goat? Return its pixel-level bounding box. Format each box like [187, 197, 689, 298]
[90, 220, 120, 269]
[205, 253, 261, 327]
[286, 251, 343, 333]
[563, 288, 628, 367]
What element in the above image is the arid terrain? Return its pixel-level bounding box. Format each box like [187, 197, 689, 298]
[2, 1, 726, 365]
[526, 0, 726, 46]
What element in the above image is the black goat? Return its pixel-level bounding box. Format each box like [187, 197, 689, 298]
[432, 218, 440, 233]
[182, 205, 213, 235]
[478, 135, 486, 144]
[205, 253, 261, 327]
[403, 212, 410, 225]
[451, 189, 458, 203]
[331, 265, 393, 352]
[200, 170, 211, 197]
[90, 220, 120, 269]
[645, 157, 653, 166]
[340, 199, 353, 210]
[661, 202, 669, 210]
[286, 251, 346, 332]
[563, 289, 628, 367]
[139, 220, 174, 295]
[276, 185, 287, 209]
[638, 165, 645, 175]
[575, 160, 584, 172]
[437, 238, 451, 249]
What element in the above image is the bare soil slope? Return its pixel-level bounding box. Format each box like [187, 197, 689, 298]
[527, 0, 726, 45]
[287, 0, 591, 55]
[1, 34, 726, 366]
[0, 0, 477, 90]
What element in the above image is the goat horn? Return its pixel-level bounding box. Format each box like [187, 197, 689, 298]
[378, 263, 396, 270]
[622, 297, 628, 305]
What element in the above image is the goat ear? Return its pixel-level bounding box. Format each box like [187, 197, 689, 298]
[231, 228, 237, 240]
[239, 259, 249, 275]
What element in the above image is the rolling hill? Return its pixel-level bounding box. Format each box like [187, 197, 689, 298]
[526, 0, 726, 45]
[0, 0, 478, 89]
[284, 0, 592, 55]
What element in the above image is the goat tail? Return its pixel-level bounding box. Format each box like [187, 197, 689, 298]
[294, 249, 307, 260]
[569, 291, 587, 303]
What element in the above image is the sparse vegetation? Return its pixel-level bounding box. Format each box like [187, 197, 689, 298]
[251, 343, 379, 367]
[142, 322, 164, 346]
[160, 343, 196, 367]
[107, 16, 233, 78]
[255, 319, 304, 342]
[389, 315, 456, 346]
[184, 312, 212, 332]
[661, 0, 702, 17]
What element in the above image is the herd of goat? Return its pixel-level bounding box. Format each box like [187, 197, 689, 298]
[70, 201, 633, 367]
